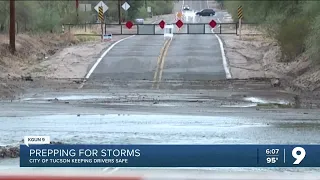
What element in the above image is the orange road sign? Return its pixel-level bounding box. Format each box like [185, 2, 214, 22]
[177, 11, 182, 19]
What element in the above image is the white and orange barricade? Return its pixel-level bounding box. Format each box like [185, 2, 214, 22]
[164, 24, 174, 39]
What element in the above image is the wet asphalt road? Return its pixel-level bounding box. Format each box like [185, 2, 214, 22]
[1, 0, 320, 177]
[89, 0, 227, 84]
[89, 11, 175, 82]
[159, 0, 227, 81]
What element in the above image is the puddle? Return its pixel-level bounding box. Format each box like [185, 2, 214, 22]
[22, 95, 118, 101]
[153, 103, 176, 107]
[222, 103, 257, 108]
[223, 97, 291, 107]
[244, 97, 290, 105]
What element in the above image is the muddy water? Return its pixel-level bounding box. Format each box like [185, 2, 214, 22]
[0, 90, 320, 173]
[1, 114, 320, 145]
[0, 114, 320, 173]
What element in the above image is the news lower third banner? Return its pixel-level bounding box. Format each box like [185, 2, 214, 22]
[20, 145, 320, 167]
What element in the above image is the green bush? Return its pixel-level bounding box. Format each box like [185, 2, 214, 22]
[149, 1, 173, 16]
[137, 7, 148, 19]
[276, 17, 309, 61]
[0, 0, 174, 32]
[222, 0, 320, 63]
[305, 14, 320, 63]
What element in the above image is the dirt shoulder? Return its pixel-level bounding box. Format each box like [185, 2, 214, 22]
[221, 28, 320, 107]
[0, 16, 163, 79]
[0, 13, 177, 99]
[221, 29, 320, 94]
[208, 2, 320, 105]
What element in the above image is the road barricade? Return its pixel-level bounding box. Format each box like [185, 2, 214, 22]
[164, 24, 174, 39]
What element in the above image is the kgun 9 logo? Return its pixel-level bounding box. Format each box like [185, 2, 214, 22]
[292, 147, 306, 165]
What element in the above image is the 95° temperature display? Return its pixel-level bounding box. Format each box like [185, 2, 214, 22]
[261, 146, 317, 167]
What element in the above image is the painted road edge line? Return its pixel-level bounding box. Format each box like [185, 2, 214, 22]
[85, 35, 135, 79]
[77, 35, 134, 89]
[78, 35, 135, 89]
[85, 20, 160, 79]
[214, 33, 231, 79]
[207, 0, 232, 79]
[213, 18, 232, 79]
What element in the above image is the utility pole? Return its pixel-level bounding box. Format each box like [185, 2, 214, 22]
[76, 0, 79, 23]
[118, 0, 121, 24]
[9, 0, 15, 54]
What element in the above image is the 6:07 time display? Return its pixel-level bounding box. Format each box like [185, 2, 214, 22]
[265, 149, 279, 155]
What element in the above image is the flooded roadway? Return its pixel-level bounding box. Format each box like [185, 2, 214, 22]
[0, 0, 320, 177]
[1, 113, 320, 145]
[0, 93, 320, 175]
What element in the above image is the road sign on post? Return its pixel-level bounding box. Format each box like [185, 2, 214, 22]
[122, 2, 130, 22]
[237, 6, 243, 19]
[122, 2, 130, 10]
[237, 5, 243, 39]
[94, 1, 109, 41]
[98, 6, 104, 21]
[94, 1, 108, 13]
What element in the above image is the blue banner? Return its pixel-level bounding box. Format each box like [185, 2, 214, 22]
[20, 145, 320, 167]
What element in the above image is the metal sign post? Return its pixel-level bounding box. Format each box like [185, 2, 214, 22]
[237, 5, 243, 39]
[99, 6, 104, 41]
[76, 0, 79, 24]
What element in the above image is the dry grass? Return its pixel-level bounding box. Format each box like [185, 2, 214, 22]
[76, 36, 101, 42]
[67, 24, 102, 35]
[0, 32, 80, 78]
